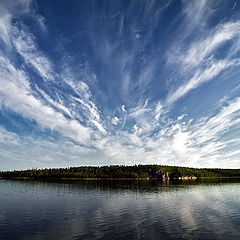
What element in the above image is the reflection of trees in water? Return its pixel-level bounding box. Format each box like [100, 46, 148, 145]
[4, 177, 240, 194]
[0, 180, 240, 240]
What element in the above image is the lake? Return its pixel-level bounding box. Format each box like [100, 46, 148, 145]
[0, 179, 239, 240]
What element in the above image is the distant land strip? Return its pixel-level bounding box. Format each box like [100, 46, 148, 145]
[0, 165, 240, 180]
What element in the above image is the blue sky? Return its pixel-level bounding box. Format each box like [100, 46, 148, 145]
[0, 0, 240, 170]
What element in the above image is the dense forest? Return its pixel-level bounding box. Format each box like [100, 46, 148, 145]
[0, 165, 240, 180]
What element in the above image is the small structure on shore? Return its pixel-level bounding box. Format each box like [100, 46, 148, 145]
[178, 176, 197, 180]
[149, 168, 170, 180]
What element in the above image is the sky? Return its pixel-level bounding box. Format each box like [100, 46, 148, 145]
[0, 0, 240, 170]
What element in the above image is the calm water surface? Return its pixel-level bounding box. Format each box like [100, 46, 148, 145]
[0, 179, 240, 240]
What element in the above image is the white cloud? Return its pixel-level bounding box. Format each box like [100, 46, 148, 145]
[182, 21, 240, 68]
[111, 116, 120, 125]
[0, 0, 108, 145]
[182, 0, 209, 27]
[0, 55, 91, 143]
[172, 131, 189, 153]
[167, 60, 240, 105]
[35, 14, 47, 32]
[0, 14, 11, 48]
[121, 105, 126, 112]
[97, 96, 240, 168]
[13, 27, 55, 81]
[166, 5, 240, 106]
[0, 126, 101, 170]
[154, 102, 163, 121]
[36, 87, 73, 118]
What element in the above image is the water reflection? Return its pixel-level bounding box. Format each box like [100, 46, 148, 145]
[0, 179, 239, 240]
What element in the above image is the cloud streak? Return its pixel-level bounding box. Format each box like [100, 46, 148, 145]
[167, 59, 240, 105]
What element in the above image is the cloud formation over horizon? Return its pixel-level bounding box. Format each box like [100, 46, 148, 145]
[0, 0, 240, 170]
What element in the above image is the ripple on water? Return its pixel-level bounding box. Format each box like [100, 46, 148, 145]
[0, 180, 240, 240]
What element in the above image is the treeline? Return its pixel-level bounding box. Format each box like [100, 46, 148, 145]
[0, 165, 240, 180]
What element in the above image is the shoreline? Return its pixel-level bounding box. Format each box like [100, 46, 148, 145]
[1, 176, 240, 181]
[1, 165, 240, 181]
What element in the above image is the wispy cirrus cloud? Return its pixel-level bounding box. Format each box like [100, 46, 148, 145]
[0, 55, 91, 143]
[0, 0, 104, 146]
[166, 2, 240, 105]
[13, 27, 55, 81]
[182, 21, 240, 68]
[103, 96, 240, 168]
[167, 59, 240, 105]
